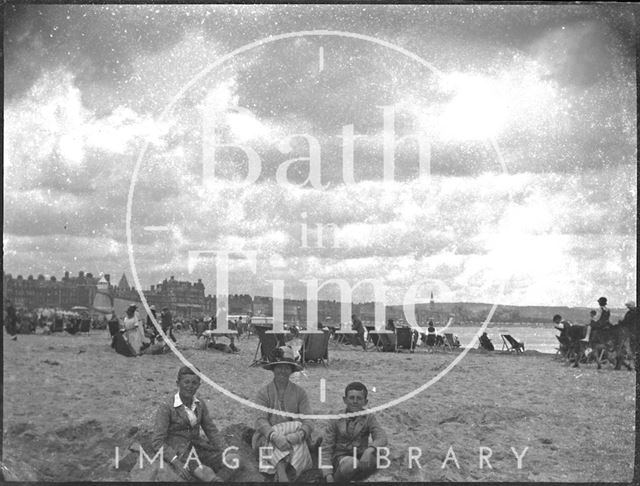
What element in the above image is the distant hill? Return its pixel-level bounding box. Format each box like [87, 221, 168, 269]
[386, 302, 627, 326]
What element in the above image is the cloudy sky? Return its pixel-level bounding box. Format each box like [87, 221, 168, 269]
[3, 4, 637, 307]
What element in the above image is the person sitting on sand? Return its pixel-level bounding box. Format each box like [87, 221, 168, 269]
[151, 366, 240, 482]
[479, 332, 494, 351]
[385, 319, 395, 332]
[252, 346, 313, 482]
[207, 335, 238, 354]
[321, 381, 388, 483]
[141, 334, 170, 355]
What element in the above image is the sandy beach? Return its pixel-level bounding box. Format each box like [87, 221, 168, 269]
[2, 328, 635, 482]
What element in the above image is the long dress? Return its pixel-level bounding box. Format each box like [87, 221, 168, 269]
[123, 313, 146, 355]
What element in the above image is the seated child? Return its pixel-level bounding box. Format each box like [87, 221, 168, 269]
[151, 366, 240, 481]
[321, 382, 388, 482]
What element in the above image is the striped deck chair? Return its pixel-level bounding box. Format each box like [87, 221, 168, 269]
[443, 333, 460, 352]
[300, 331, 330, 367]
[501, 334, 525, 353]
[250, 325, 287, 367]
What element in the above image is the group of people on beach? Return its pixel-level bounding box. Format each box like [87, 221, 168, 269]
[553, 296, 638, 369]
[2, 300, 110, 338]
[109, 303, 177, 357]
[152, 346, 388, 482]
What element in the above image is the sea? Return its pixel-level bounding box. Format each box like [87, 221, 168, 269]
[442, 325, 561, 354]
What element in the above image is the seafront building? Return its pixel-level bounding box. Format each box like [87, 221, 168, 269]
[3, 271, 398, 323]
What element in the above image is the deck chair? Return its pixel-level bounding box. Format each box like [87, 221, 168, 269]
[443, 333, 459, 352]
[368, 331, 396, 352]
[79, 318, 91, 336]
[52, 316, 65, 333]
[501, 334, 525, 353]
[395, 327, 418, 353]
[300, 331, 330, 367]
[250, 325, 287, 367]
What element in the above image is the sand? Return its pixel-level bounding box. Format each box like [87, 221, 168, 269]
[2, 329, 636, 482]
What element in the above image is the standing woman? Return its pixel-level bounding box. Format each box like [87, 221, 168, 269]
[123, 304, 146, 355]
[252, 346, 313, 482]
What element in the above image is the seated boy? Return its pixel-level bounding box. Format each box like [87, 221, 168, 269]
[321, 382, 388, 482]
[151, 366, 240, 481]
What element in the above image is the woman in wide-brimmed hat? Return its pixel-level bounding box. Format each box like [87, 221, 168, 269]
[252, 346, 313, 482]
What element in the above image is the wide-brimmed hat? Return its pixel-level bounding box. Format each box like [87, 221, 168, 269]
[127, 303, 137, 310]
[262, 346, 303, 372]
[597, 296, 607, 305]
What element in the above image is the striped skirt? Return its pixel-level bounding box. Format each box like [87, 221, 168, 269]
[254, 420, 312, 477]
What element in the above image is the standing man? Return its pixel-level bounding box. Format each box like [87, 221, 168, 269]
[161, 306, 177, 342]
[146, 305, 160, 344]
[351, 314, 367, 351]
[5, 300, 18, 340]
[616, 300, 639, 369]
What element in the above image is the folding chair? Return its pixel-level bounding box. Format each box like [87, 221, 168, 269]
[443, 333, 460, 352]
[368, 331, 396, 352]
[79, 318, 91, 336]
[52, 316, 65, 333]
[395, 327, 418, 353]
[500, 334, 525, 353]
[300, 331, 330, 367]
[250, 325, 287, 367]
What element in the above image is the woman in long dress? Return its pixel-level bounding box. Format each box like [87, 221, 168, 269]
[123, 304, 146, 355]
[252, 346, 313, 482]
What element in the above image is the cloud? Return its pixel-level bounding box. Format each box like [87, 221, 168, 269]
[3, 5, 636, 307]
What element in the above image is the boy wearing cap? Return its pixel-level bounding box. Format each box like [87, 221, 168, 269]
[152, 366, 239, 481]
[321, 382, 388, 483]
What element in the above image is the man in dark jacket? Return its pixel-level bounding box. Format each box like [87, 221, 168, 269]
[161, 307, 177, 342]
[5, 300, 18, 338]
[351, 315, 367, 351]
